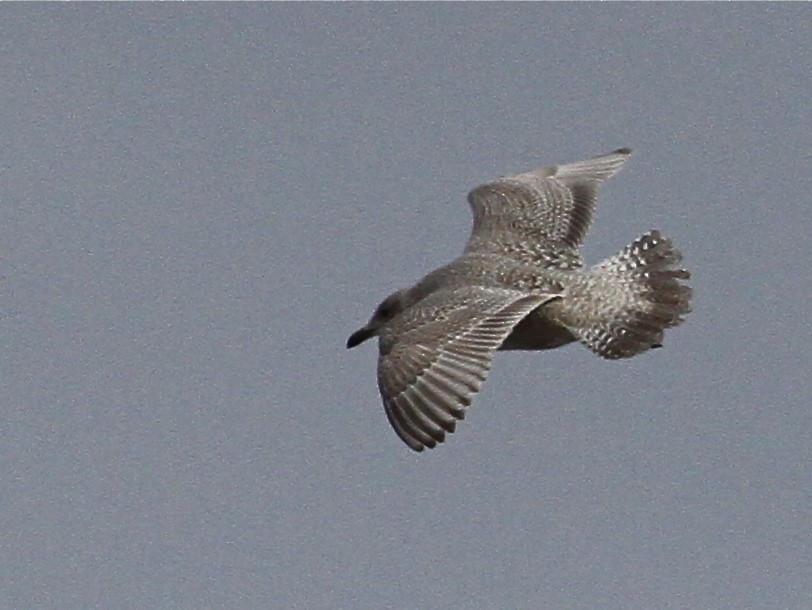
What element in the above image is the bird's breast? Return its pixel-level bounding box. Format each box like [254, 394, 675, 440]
[497, 307, 576, 351]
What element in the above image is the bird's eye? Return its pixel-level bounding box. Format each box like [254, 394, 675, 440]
[378, 306, 391, 318]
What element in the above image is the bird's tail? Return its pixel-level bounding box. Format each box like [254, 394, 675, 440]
[572, 230, 692, 359]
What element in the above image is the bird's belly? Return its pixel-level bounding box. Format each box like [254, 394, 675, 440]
[497, 310, 576, 351]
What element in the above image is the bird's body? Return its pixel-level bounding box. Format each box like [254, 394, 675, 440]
[348, 148, 692, 451]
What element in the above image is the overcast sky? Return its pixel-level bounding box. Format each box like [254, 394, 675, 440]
[1, 5, 810, 609]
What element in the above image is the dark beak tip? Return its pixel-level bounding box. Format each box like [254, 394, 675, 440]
[346, 328, 370, 349]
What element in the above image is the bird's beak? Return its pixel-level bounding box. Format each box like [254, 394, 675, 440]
[347, 325, 375, 349]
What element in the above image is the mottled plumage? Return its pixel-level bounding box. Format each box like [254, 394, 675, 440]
[347, 148, 691, 451]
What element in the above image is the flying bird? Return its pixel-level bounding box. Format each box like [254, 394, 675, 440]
[347, 148, 692, 451]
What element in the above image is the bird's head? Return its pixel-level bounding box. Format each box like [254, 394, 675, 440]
[347, 289, 409, 349]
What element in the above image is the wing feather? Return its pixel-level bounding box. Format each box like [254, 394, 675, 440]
[377, 288, 554, 451]
[465, 148, 632, 265]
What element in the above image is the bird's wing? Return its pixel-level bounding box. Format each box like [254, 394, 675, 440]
[465, 148, 632, 266]
[376, 287, 555, 451]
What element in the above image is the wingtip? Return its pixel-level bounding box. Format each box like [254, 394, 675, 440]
[613, 147, 633, 156]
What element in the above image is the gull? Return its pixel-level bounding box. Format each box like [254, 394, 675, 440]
[347, 148, 692, 451]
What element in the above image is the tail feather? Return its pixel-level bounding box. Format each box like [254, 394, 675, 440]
[576, 230, 692, 359]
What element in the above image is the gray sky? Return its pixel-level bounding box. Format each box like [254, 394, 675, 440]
[2, 5, 810, 609]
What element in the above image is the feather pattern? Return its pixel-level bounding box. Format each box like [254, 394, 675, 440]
[377, 289, 554, 451]
[465, 148, 632, 267]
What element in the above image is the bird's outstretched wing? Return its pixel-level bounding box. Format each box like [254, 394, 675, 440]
[376, 288, 555, 451]
[465, 148, 632, 266]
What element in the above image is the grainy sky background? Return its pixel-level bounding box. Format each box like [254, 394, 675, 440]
[1, 5, 810, 609]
